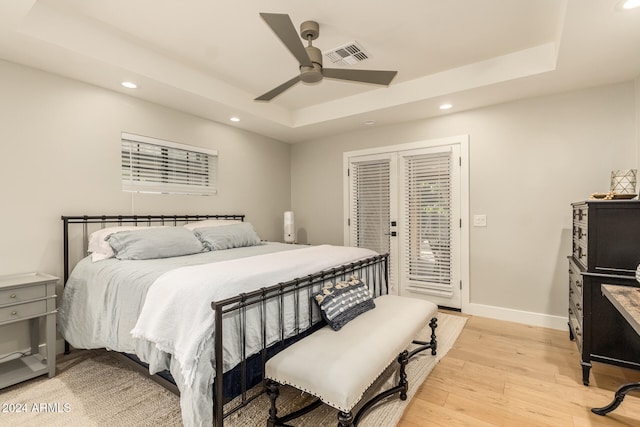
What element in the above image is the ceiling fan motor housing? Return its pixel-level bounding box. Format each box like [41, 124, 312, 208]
[300, 20, 319, 41]
[300, 46, 323, 83]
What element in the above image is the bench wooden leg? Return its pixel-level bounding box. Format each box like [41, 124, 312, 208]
[398, 350, 410, 400]
[266, 379, 323, 426]
[338, 410, 354, 427]
[410, 317, 438, 358]
[266, 379, 279, 427]
[429, 317, 438, 355]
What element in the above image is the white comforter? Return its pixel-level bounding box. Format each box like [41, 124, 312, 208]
[131, 244, 377, 426]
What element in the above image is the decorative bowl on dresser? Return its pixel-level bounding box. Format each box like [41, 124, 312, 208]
[0, 272, 58, 389]
[569, 200, 640, 385]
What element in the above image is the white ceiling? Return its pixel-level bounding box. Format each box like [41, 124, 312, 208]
[0, 0, 639, 143]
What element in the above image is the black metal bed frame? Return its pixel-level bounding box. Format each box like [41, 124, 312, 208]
[61, 214, 389, 427]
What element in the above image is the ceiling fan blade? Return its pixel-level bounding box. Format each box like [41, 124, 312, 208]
[322, 69, 398, 85]
[260, 13, 312, 68]
[254, 75, 301, 101]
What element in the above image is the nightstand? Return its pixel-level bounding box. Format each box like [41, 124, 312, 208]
[0, 272, 58, 389]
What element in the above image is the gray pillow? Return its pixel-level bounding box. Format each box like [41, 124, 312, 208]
[107, 227, 205, 260]
[194, 222, 261, 251]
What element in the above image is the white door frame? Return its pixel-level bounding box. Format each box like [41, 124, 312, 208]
[343, 135, 470, 312]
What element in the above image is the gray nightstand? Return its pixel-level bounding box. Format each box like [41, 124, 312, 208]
[0, 272, 58, 389]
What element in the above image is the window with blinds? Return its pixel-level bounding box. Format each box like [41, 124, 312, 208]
[350, 159, 390, 256]
[403, 150, 452, 292]
[121, 132, 218, 196]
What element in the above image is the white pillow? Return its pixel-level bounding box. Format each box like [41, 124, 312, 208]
[183, 219, 241, 230]
[88, 226, 151, 261]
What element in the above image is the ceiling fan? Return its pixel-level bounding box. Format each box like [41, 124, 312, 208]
[255, 13, 398, 101]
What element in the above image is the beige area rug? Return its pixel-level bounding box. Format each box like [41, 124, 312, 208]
[0, 313, 466, 427]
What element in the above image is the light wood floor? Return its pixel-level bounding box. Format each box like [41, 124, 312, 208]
[398, 313, 640, 427]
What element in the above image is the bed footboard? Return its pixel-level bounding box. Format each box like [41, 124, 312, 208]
[210, 253, 389, 427]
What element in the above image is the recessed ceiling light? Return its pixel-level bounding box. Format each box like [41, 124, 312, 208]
[439, 103, 453, 110]
[121, 81, 137, 89]
[229, 117, 240, 122]
[364, 120, 375, 125]
[619, 0, 640, 10]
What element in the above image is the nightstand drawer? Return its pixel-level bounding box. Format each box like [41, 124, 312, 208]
[0, 284, 47, 306]
[0, 300, 47, 323]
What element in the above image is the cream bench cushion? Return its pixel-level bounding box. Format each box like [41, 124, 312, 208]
[265, 294, 438, 412]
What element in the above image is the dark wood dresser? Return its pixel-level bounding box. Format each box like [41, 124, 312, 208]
[569, 200, 640, 385]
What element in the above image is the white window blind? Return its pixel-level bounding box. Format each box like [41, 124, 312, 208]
[121, 132, 218, 196]
[403, 150, 452, 290]
[350, 159, 390, 255]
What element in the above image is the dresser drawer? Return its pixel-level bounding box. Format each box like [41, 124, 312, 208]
[573, 204, 588, 223]
[569, 260, 583, 297]
[573, 242, 587, 270]
[569, 292, 584, 326]
[569, 306, 582, 351]
[0, 300, 47, 323]
[0, 284, 47, 306]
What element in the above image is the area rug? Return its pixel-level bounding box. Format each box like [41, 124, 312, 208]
[0, 312, 466, 427]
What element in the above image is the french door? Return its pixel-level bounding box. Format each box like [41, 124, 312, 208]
[345, 139, 464, 309]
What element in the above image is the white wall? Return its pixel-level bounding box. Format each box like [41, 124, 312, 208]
[0, 59, 291, 356]
[291, 82, 637, 328]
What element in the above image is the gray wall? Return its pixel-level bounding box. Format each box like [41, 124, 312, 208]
[0, 59, 291, 356]
[291, 82, 637, 326]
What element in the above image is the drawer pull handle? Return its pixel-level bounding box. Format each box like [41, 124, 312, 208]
[10, 293, 17, 298]
[11, 310, 17, 316]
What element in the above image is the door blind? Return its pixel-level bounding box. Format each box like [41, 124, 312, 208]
[121, 132, 218, 196]
[403, 150, 452, 291]
[350, 159, 390, 255]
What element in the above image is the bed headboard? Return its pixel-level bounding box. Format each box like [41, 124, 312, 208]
[61, 214, 245, 284]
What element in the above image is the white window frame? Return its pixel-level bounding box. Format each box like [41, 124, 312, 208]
[121, 132, 218, 196]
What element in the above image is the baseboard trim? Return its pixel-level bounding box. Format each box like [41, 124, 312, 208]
[465, 302, 568, 331]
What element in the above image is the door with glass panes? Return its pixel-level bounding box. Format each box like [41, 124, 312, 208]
[346, 143, 461, 308]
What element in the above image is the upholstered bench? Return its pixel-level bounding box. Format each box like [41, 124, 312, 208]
[265, 294, 438, 427]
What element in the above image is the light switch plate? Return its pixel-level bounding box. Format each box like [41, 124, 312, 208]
[473, 214, 487, 227]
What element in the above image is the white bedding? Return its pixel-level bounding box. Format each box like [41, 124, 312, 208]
[131, 244, 377, 426]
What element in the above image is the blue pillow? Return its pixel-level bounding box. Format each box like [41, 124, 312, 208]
[312, 276, 375, 331]
[107, 227, 205, 260]
[194, 222, 262, 251]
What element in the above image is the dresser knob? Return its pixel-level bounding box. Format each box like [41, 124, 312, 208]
[11, 310, 17, 316]
[10, 293, 16, 298]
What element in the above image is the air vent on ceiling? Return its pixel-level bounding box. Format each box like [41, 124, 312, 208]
[324, 41, 370, 66]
